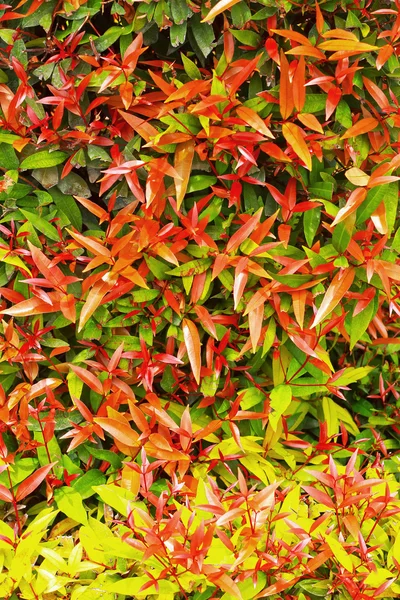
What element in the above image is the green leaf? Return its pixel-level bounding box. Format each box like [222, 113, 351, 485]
[170, 22, 187, 47]
[187, 174, 217, 193]
[384, 180, 398, 235]
[57, 172, 91, 198]
[189, 14, 215, 63]
[349, 299, 375, 350]
[19, 209, 60, 241]
[181, 53, 202, 79]
[304, 206, 321, 246]
[50, 188, 83, 231]
[356, 183, 393, 224]
[0, 248, 31, 274]
[167, 258, 212, 276]
[104, 576, 179, 595]
[54, 487, 88, 525]
[71, 469, 106, 499]
[332, 212, 355, 253]
[309, 182, 333, 200]
[230, 29, 261, 47]
[336, 100, 353, 128]
[333, 366, 375, 386]
[0, 143, 19, 169]
[269, 384, 292, 431]
[87, 446, 122, 470]
[94, 26, 124, 52]
[171, 0, 191, 23]
[20, 150, 68, 170]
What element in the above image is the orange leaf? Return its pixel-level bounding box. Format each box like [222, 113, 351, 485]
[286, 45, 325, 59]
[341, 117, 379, 140]
[362, 76, 390, 108]
[60, 293, 76, 323]
[312, 267, 355, 328]
[293, 56, 306, 112]
[74, 196, 108, 222]
[229, 55, 261, 97]
[279, 50, 294, 120]
[282, 122, 312, 170]
[371, 201, 388, 235]
[249, 303, 264, 353]
[118, 110, 159, 143]
[297, 112, 324, 134]
[292, 289, 307, 329]
[78, 274, 117, 332]
[67, 229, 111, 257]
[271, 29, 313, 47]
[94, 417, 140, 447]
[321, 29, 359, 41]
[26, 378, 62, 401]
[332, 188, 367, 226]
[120, 81, 133, 110]
[1, 293, 61, 317]
[376, 44, 394, 70]
[28, 241, 66, 288]
[236, 105, 274, 139]
[315, 1, 324, 34]
[319, 40, 378, 52]
[259, 142, 292, 162]
[69, 365, 104, 395]
[174, 139, 195, 210]
[193, 305, 217, 338]
[226, 208, 263, 253]
[16, 463, 57, 501]
[201, 0, 241, 22]
[182, 318, 201, 384]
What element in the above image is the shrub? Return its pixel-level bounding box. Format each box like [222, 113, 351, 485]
[0, 0, 399, 598]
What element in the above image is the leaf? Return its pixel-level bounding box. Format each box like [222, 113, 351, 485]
[202, 0, 241, 22]
[236, 106, 274, 139]
[0, 248, 31, 274]
[297, 113, 324, 134]
[94, 417, 139, 447]
[269, 384, 292, 431]
[345, 167, 370, 187]
[54, 487, 87, 525]
[332, 188, 367, 226]
[318, 40, 378, 52]
[0, 483, 13, 503]
[340, 117, 379, 140]
[182, 318, 201, 384]
[16, 462, 56, 501]
[332, 366, 374, 386]
[20, 209, 60, 241]
[350, 299, 375, 350]
[312, 267, 355, 328]
[279, 50, 294, 120]
[226, 208, 263, 253]
[69, 365, 103, 395]
[293, 56, 306, 112]
[174, 139, 195, 210]
[19, 150, 68, 170]
[324, 534, 353, 571]
[282, 123, 312, 170]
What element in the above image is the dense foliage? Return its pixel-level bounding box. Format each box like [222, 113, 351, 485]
[0, 0, 399, 598]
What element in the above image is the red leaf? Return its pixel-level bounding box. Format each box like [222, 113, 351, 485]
[16, 463, 56, 501]
[0, 483, 13, 503]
